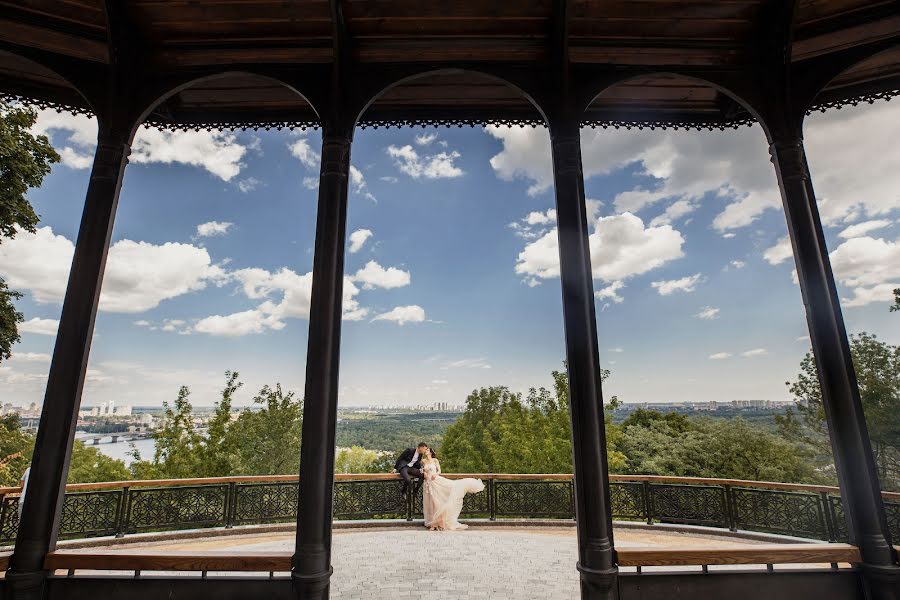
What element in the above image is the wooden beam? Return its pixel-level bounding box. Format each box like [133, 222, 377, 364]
[45, 551, 292, 573]
[617, 544, 862, 567]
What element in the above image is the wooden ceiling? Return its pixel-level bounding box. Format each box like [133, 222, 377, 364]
[0, 0, 897, 128]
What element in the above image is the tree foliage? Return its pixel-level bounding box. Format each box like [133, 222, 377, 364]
[0, 100, 60, 362]
[334, 446, 393, 473]
[785, 332, 900, 490]
[0, 414, 129, 486]
[131, 372, 304, 478]
[442, 367, 824, 484]
[441, 367, 625, 474]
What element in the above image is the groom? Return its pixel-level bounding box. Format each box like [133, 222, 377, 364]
[394, 442, 429, 500]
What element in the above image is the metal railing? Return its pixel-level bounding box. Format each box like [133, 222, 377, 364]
[0, 473, 897, 546]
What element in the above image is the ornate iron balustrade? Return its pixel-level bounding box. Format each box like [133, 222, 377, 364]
[0, 474, 896, 546]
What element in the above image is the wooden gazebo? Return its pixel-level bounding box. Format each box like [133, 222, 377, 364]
[1, 1, 898, 599]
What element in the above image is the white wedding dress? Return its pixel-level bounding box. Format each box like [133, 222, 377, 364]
[422, 461, 484, 530]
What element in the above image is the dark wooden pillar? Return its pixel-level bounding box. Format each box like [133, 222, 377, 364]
[769, 129, 899, 599]
[549, 118, 618, 600]
[292, 123, 353, 600]
[5, 120, 131, 599]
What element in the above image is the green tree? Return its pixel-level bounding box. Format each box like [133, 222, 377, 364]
[786, 332, 900, 490]
[0, 414, 129, 486]
[68, 442, 130, 483]
[890, 288, 899, 312]
[0, 414, 34, 486]
[131, 384, 205, 479]
[0, 100, 60, 361]
[228, 383, 303, 475]
[441, 366, 625, 474]
[334, 446, 392, 473]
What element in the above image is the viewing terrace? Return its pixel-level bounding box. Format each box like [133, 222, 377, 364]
[1, 0, 899, 598]
[0, 473, 896, 599]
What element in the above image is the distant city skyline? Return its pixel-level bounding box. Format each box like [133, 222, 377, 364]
[0, 100, 897, 408]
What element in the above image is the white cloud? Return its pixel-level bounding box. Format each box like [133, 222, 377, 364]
[33, 110, 249, 180]
[595, 281, 625, 304]
[194, 309, 282, 337]
[763, 236, 793, 266]
[133, 320, 152, 328]
[195, 221, 233, 238]
[349, 229, 373, 253]
[708, 352, 732, 360]
[485, 124, 779, 231]
[742, 348, 768, 357]
[386, 145, 463, 179]
[837, 219, 893, 239]
[197, 267, 368, 336]
[649, 199, 697, 226]
[9, 352, 51, 363]
[515, 212, 684, 285]
[0, 226, 227, 313]
[289, 137, 320, 169]
[526, 209, 557, 225]
[380, 176, 398, 183]
[32, 109, 96, 168]
[290, 138, 373, 200]
[695, 306, 720, 320]
[351, 261, 411, 290]
[415, 133, 438, 146]
[440, 358, 491, 370]
[131, 128, 248, 181]
[237, 177, 260, 193]
[829, 236, 900, 307]
[609, 347, 624, 353]
[19, 318, 59, 336]
[729, 260, 746, 270]
[805, 102, 900, 224]
[509, 208, 557, 240]
[372, 305, 426, 325]
[651, 273, 703, 296]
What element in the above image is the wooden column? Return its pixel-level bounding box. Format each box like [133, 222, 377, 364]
[292, 124, 352, 600]
[6, 120, 131, 599]
[550, 118, 618, 600]
[769, 131, 899, 599]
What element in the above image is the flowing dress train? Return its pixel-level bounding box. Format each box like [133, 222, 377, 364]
[422, 461, 484, 531]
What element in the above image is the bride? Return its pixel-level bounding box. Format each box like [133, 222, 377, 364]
[421, 449, 484, 531]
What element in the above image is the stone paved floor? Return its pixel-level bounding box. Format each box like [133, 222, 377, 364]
[110, 526, 769, 600]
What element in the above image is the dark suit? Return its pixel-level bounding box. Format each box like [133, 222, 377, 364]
[395, 448, 424, 496]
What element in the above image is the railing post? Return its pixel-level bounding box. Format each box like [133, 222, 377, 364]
[724, 485, 738, 532]
[489, 479, 496, 521]
[115, 487, 130, 538]
[820, 492, 836, 542]
[406, 483, 413, 522]
[225, 482, 236, 529]
[642, 481, 652, 525]
[768, 123, 899, 596]
[6, 118, 132, 600]
[293, 120, 353, 600]
[549, 115, 617, 599]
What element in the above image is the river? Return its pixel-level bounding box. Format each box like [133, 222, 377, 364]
[74, 432, 156, 466]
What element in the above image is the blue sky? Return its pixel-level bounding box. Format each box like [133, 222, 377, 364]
[1, 100, 897, 408]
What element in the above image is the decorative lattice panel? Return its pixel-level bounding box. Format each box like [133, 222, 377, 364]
[126, 485, 228, 532]
[59, 491, 122, 539]
[610, 482, 646, 520]
[0, 496, 20, 545]
[495, 481, 574, 518]
[650, 484, 727, 527]
[731, 488, 826, 539]
[334, 480, 406, 519]
[233, 483, 298, 525]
